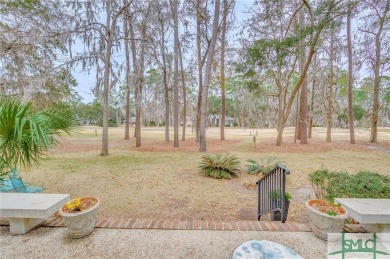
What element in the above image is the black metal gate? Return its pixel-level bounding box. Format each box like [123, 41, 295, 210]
[256, 164, 290, 223]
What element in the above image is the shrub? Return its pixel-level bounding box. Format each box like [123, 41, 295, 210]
[245, 159, 262, 175]
[199, 154, 241, 179]
[327, 171, 390, 201]
[245, 157, 281, 175]
[285, 192, 293, 202]
[308, 169, 390, 201]
[269, 190, 293, 202]
[308, 168, 332, 199]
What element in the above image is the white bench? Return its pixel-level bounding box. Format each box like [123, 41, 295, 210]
[335, 198, 390, 241]
[0, 193, 70, 234]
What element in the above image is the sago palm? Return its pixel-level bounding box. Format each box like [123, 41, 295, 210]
[0, 98, 78, 177]
[199, 154, 241, 179]
[245, 157, 281, 175]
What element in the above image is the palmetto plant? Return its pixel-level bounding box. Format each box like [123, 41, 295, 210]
[245, 157, 281, 175]
[0, 98, 78, 177]
[199, 154, 241, 179]
[245, 159, 263, 175]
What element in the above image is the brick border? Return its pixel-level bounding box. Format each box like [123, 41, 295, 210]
[0, 217, 363, 233]
[0, 217, 309, 231]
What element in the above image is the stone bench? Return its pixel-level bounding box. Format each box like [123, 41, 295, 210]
[0, 193, 70, 234]
[335, 198, 390, 241]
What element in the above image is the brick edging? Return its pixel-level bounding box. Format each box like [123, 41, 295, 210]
[0, 217, 369, 233]
[0, 217, 310, 232]
[0, 217, 367, 233]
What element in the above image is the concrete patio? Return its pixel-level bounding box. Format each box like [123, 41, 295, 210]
[0, 226, 328, 258]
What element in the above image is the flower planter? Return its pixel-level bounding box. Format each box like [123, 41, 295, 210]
[271, 201, 290, 222]
[306, 199, 348, 241]
[59, 197, 100, 238]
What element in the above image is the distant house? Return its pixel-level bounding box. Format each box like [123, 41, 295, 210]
[184, 115, 235, 127]
[81, 119, 97, 125]
[122, 116, 136, 126]
[209, 115, 234, 127]
[225, 117, 234, 126]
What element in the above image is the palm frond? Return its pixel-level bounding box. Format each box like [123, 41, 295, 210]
[0, 98, 78, 175]
[245, 158, 262, 174]
[245, 157, 283, 175]
[199, 154, 241, 179]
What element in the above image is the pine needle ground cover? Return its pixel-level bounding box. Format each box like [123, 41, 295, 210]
[21, 126, 390, 223]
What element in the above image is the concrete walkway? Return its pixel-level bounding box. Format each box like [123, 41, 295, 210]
[0, 226, 327, 258]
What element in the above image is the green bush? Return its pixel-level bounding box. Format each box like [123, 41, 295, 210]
[245, 157, 281, 175]
[308, 169, 390, 201]
[245, 159, 263, 174]
[308, 168, 332, 199]
[285, 191, 293, 202]
[327, 171, 390, 200]
[269, 190, 293, 202]
[199, 154, 241, 179]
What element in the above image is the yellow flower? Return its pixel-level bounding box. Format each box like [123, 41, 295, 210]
[65, 198, 84, 211]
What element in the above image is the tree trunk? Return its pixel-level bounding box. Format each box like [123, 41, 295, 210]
[172, 0, 179, 148]
[220, 0, 228, 141]
[347, 0, 355, 144]
[276, 94, 284, 146]
[135, 23, 147, 147]
[370, 1, 389, 143]
[294, 91, 299, 143]
[160, 20, 170, 143]
[298, 4, 308, 144]
[326, 28, 334, 143]
[135, 85, 141, 147]
[101, 3, 113, 156]
[196, 0, 203, 142]
[178, 40, 187, 141]
[129, 13, 138, 140]
[15, 54, 27, 102]
[308, 77, 315, 138]
[116, 108, 121, 127]
[275, 23, 323, 146]
[272, 2, 339, 146]
[129, 11, 144, 147]
[124, 5, 131, 140]
[199, 0, 220, 152]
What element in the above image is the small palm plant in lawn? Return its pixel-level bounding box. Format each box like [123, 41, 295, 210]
[199, 154, 241, 179]
[245, 159, 263, 175]
[245, 156, 282, 175]
[0, 98, 78, 178]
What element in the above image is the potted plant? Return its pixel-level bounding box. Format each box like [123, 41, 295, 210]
[306, 199, 348, 241]
[270, 190, 292, 222]
[59, 197, 100, 238]
[0, 98, 77, 181]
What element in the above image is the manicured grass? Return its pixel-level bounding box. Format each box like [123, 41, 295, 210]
[21, 126, 390, 223]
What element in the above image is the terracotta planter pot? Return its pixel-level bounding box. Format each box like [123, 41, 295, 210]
[271, 201, 290, 222]
[306, 199, 348, 241]
[59, 197, 100, 238]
